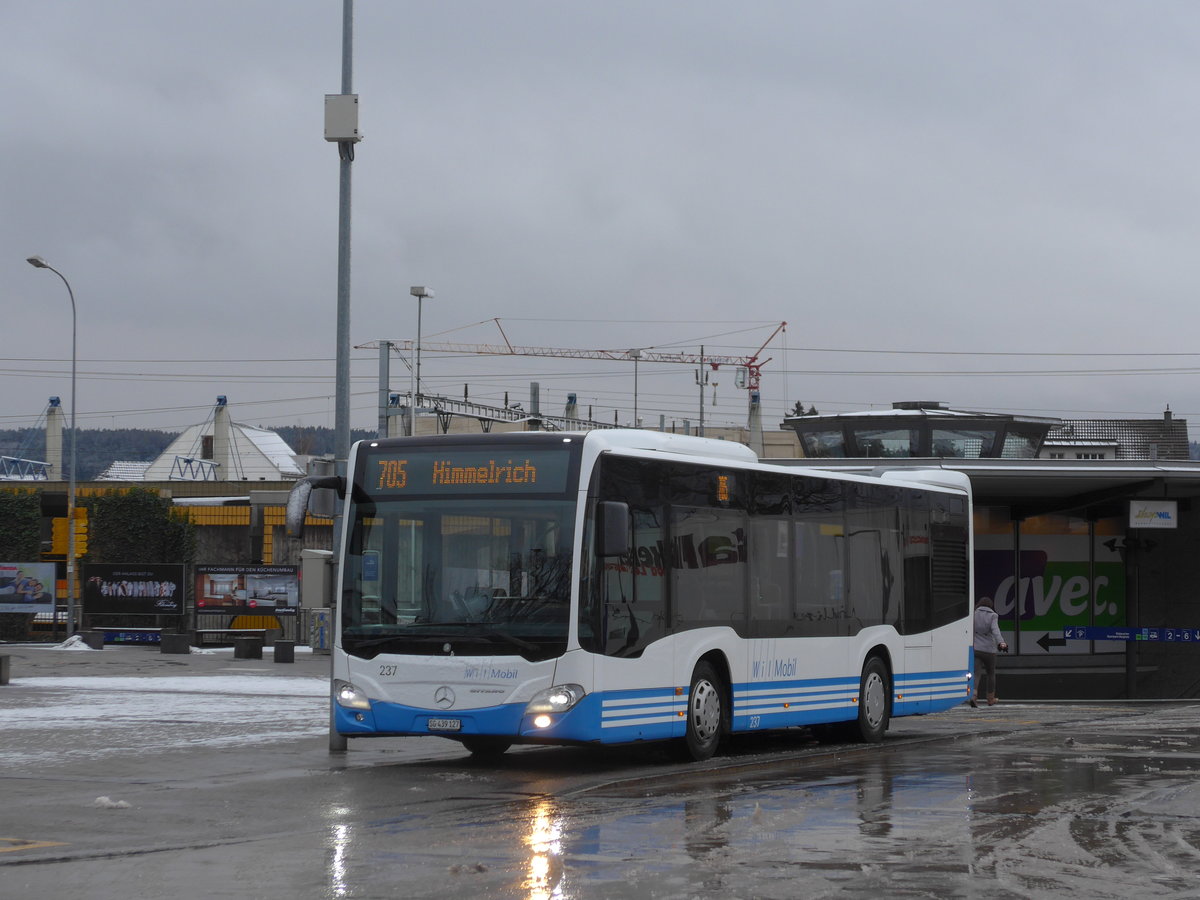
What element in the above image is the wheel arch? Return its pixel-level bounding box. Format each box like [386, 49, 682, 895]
[696, 647, 732, 694]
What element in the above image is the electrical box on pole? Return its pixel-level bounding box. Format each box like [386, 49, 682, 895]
[324, 94, 362, 142]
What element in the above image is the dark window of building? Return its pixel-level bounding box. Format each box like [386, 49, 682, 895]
[857, 428, 917, 458]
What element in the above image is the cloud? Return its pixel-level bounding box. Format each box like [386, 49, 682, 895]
[4, 2, 1200, 435]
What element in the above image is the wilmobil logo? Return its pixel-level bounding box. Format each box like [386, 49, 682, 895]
[1129, 500, 1178, 529]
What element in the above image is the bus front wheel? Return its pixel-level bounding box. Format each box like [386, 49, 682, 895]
[854, 657, 891, 743]
[681, 660, 726, 762]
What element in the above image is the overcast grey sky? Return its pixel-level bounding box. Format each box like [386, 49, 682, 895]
[6, 2, 1200, 440]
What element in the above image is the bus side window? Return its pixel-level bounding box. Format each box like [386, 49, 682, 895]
[671, 505, 748, 632]
[845, 483, 902, 632]
[749, 517, 791, 637]
[600, 506, 666, 657]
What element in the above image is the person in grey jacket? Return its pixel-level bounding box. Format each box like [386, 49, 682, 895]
[971, 597, 1008, 707]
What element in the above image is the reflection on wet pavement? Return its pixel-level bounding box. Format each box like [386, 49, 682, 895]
[345, 706, 1200, 899]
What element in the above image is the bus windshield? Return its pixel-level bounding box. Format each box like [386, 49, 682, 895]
[341, 441, 580, 662]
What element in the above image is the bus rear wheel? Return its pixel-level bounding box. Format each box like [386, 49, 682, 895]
[460, 736, 513, 758]
[854, 657, 891, 743]
[681, 660, 726, 762]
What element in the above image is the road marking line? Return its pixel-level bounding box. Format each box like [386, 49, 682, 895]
[0, 838, 68, 853]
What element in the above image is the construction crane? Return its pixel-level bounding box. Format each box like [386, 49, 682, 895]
[357, 320, 788, 453]
[365, 319, 786, 388]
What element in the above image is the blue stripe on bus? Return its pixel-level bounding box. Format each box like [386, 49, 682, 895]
[598, 688, 681, 741]
[336, 665, 972, 741]
[732, 675, 858, 728]
[334, 689, 680, 744]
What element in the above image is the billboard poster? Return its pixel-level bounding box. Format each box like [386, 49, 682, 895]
[974, 513, 1125, 655]
[195, 565, 299, 615]
[83, 564, 185, 616]
[0, 562, 57, 614]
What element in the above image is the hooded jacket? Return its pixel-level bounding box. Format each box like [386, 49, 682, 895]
[973, 604, 1005, 654]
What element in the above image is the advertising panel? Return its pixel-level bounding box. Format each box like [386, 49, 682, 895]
[195, 565, 299, 615]
[83, 564, 185, 616]
[0, 562, 56, 614]
[974, 513, 1125, 655]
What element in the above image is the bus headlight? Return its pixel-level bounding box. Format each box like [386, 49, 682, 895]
[525, 684, 585, 716]
[333, 679, 371, 710]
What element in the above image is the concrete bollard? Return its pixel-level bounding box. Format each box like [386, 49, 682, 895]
[0, 654, 10, 685]
[80, 631, 105, 650]
[273, 640, 295, 664]
[233, 636, 264, 660]
[160, 633, 191, 655]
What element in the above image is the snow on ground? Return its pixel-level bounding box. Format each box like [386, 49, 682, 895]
[47, 634, 316, 657]
[0, 672, 331, 769]
[51, 634, 97, 651]
[14, 675, 329, 697]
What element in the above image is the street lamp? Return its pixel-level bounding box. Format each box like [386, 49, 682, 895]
[409, 286, 434, 436]
[26, 255, 79, 635]
[627, 349, 643, 427]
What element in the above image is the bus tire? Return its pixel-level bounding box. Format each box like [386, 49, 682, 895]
[460, 736, 513, 757]
[854, 656, 891, 743]
[681, 660, 726, 762]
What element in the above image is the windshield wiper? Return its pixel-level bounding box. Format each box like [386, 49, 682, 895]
[398, 622, 542, 653]
[346, 626, 541, 656]
[344, 633, 455, 650]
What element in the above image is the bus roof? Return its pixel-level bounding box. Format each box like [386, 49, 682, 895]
[578, 430, 760, 464]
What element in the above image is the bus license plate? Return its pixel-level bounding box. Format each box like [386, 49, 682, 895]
[427, 718, 461, 732]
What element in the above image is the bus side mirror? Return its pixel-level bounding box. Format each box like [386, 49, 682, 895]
[286, 475, 344, 538]
[597, 501, 630, 557]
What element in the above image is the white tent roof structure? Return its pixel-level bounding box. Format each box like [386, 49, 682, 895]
[96, 461, 154, 482]
[141, 399, 304, 482]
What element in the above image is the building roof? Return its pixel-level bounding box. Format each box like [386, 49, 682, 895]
[1045, 417, 1189, 460]
[95, 461, 154, 481]
[782, 401, 1059, 459]
[143, 421, 303, 481]
[774, 456, 1200, 518]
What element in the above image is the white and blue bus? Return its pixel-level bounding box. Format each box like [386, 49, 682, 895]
[288, 430, 973, 761]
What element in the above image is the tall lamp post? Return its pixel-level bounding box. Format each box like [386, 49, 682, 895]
[26, 255, 79, 635]
[627, 348, 643, 427]
[409, 286, 434, 436]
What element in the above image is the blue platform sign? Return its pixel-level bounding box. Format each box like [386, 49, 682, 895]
[1064, 626, 1200, 642]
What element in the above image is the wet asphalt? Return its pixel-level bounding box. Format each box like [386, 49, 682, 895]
[2, 643, 1198, 899]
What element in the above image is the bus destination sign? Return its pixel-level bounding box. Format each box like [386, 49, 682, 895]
[368, 448, 572, 495]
